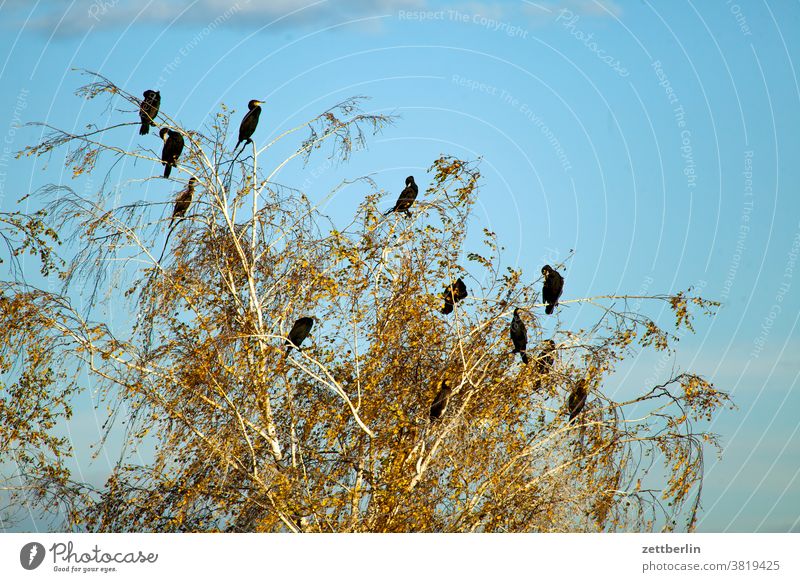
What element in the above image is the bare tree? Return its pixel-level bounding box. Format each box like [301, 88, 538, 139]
[0, 71, 730, 532]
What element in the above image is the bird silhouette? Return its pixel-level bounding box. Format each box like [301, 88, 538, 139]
[286, 316, 314, 355]
[541, 265, 564, 315]
[139, 90, 160, 135]
[534, 339, 556, 389]
[159, 128, 184, 178]
[568, 378, 588, 423]
[441, 278, 468, 315]
[155, 177, 198, 266]
[510, 308, 528, 364]
[236, 99, 264, 151]
[170, 177, 196, 228]
[429, 379, 452, 422]
[385, 176, 418, 217]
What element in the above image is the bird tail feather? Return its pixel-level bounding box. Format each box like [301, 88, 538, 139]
[545, 304, 554, 315]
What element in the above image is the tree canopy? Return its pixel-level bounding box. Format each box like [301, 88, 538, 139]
[0, 70, 730, 532]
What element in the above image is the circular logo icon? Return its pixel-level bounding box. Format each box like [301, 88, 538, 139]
[20, 542, 46, 570]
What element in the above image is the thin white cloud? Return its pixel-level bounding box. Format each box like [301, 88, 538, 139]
[4, 0, 620, 36]
[7, 0, 427, 36]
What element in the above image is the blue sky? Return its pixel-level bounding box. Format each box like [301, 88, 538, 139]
[0, 0, 798, 532]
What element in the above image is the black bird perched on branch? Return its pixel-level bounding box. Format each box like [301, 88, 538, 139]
[170, 177, 196, 228]
[235, 99, 264, 152]
[384, 176, 418, 217]
[510, 308, 528, 364]
[160, 128, 184, 178]
[286, 317, 314, 355]
[156, 177, 199, 265]
[429, 379, 452, 422]
[441, 277, 467, 315]
[541, 264, 564, 315]
[535, 340, 556, 373]
[139, 90, 160, 135]
[534, 339, 556, 389]
[568, 378, 588, 423]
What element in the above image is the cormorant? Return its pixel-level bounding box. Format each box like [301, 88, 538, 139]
[160, 128, 184, 178]
[534, 339, 556, 389]
[441, 277, 468, 315]
[429, 379, 452, 422]
[510, 308, 528, 364]
[139, 90, 160, 135]
[541, 265, 564, 315]
[535, 340, 556, 373]
[170, 177, 196, 228]
[236, 99, 264, 151]
[384, 176, 418, 217]
[286, 316, 314, 354]
[155, 177, 198, 265]
[568, 378, 588, 423]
